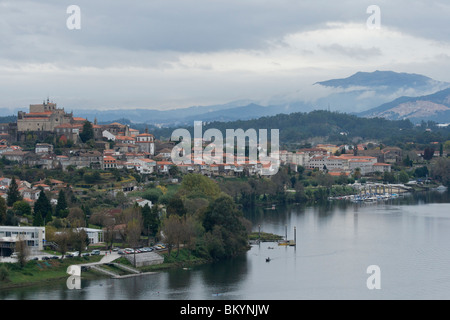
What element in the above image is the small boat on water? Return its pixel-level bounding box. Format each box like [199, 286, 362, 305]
[278, 240, 296, 246]
[266, 257, 271, 262]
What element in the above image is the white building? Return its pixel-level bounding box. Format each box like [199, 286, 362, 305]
[0, 226, 46, 256]
[135, 198, 153, 208]
[130, 158, 156, 174]
[102, 130, 116, 141]
[76, 228, 103, 244]
[135, 132, 155, 155]
[35, 143, 54, 154]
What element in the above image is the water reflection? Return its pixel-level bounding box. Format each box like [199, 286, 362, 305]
[2, 190, 450, 300]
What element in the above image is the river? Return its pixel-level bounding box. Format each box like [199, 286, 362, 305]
[2, 190, 450, 300]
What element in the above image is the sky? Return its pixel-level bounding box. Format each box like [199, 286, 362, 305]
[1, 0, 450, 112]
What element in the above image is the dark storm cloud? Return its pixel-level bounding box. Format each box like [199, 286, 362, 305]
[0, 0, 449, 110]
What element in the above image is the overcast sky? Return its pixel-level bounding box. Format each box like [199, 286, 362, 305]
[1, 0, 450, 112]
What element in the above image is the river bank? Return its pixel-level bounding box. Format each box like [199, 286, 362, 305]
[0, 248, 211, 290]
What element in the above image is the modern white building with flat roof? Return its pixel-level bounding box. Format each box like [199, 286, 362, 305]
[0, 226, 46, 256]
[75, 227, 104, 244]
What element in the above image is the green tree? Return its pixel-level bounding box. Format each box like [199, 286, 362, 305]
[403, 154, 413, 167]
[168, 165, 180, 177]
[431, 158, 450, 186]
[0, 197, 6, 224]
[79, 121, 94, 143]
[33, 211, 44, 226]
[7, 177, 22, 207]
[179, 174, 221, 200]
[142, 188, 163, 203]
[423, 147, 435, 161]
[55, 190, 68, 218]
[414, 166, 429, 178]
[12, 201, 32, 216]
[34, 188, 53, 225]
[142, 203, 160, 237]
[398, 170, 410, 184]
[166, 196, 187, 217]
[383, 171, 396, 184]
[83, 171, 101, 184]
[115, 191, 128, 208]
[202, 194, 250, 259]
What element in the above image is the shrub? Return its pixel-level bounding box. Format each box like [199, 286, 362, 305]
[0, 264, 10, 282]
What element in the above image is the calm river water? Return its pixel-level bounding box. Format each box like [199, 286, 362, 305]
[2, 190, 450, 300]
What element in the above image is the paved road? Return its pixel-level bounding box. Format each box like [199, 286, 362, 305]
[82, 251, 121, 266]
[0, 250, 120, 264]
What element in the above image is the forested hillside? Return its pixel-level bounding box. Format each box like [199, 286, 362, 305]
[148, 110, 450, 147]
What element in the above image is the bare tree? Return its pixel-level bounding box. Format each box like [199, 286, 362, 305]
[68, 207, 86, 228]
[54, 230, 69, 258]
[90, 209, 116, 249]
[70, 228, 89, 257]
[122, 206, 143, 248]
[15, 235, 29, 268]
[182, 215, 201, 260]
[161, 214, 183, 257]
[103, 219, 116, 250]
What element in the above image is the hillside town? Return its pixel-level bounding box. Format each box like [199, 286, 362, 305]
[0, 100, 448, 206]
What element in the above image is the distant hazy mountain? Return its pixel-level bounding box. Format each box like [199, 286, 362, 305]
[316, 70, 441, 89]
[310, 70, 450, 114]
[75, 100, 265, 126]
[359, 87, 450, 123]
[4, 70, 446, 127]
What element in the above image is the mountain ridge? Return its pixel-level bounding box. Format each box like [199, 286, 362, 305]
[359, 87, 450, 123]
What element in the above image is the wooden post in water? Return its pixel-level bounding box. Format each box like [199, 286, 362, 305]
[294, 226, 296, 246]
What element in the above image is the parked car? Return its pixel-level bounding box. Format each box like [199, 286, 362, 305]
[81, 253, 90, 257]
[91, 250, 101, 255]
[118, 249, 125, 255]
[124, 248, 134, 254]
